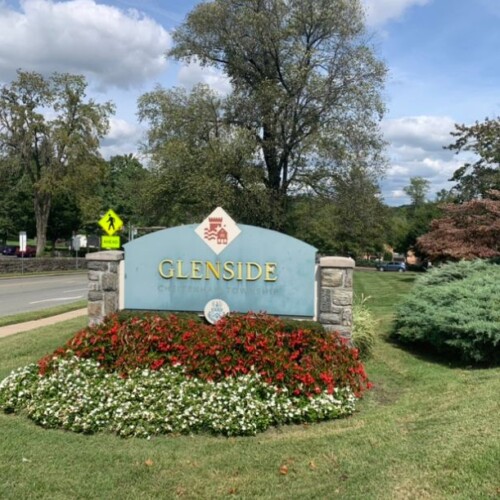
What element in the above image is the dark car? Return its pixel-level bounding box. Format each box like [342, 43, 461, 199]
[1, 245, 17, 256]
[377, 261, 406, 272]
[15, 245, 37, 258]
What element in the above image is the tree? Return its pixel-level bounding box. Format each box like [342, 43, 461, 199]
[0, 166, 35, 243]
[160, 0, 386, 229]
[46, 193, 82, 252]
[386, 207, 411, 255]
[330, 166, 388, 257]
[446, 117, 500, 200]
[434, 188, 455, 204]
[391, 202, 442, 255]
[416, 191, 500, 261]
[403, 176, 430, 207]
[286, 196, 338, 254]
[101, 154, 151, 226]
[286, 166, 388, 257]
[0, 71, 114, 255]
[388, 178, 439, 255]
[138, 84, 276, 227]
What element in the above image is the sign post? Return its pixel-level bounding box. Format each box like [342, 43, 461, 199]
[19, 231, 27, 274]
[72, 235, 81, 269]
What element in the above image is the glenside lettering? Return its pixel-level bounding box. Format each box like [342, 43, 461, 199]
[158, 259, 278, 282]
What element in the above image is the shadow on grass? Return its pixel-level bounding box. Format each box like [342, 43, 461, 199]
[385, 336, 499, 370]
[397, 276, 418, 283]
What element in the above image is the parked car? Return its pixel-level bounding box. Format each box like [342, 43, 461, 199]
[15, 245, 37, 258]
[1, 245, 17, 256]
[376, 261, 406, 272]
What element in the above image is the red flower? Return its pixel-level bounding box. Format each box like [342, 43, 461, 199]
[150, 359, 165, 370]
[37, 312, 372, 398]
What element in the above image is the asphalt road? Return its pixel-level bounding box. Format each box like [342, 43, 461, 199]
[0, 273, 88, 316]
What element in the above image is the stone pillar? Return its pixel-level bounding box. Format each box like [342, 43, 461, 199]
[86, 251, 124, 325]
[318, 256, 355, 341]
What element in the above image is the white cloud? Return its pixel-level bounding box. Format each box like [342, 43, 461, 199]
[389, 145, 428, 162]
[363, 0, 431, 26]
[100, 117, 143, 158]
[0, 0, 171, 89]
[391, 189, 406, 199]
[387, 164, 410, 176]
[177, 60, 232, 95]
[382, 154, 461, 203]
[380, 115, 467, 204]
[382, 115, 456, 153]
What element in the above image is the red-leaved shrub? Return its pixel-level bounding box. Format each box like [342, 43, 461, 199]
[39, 313, 371, 397]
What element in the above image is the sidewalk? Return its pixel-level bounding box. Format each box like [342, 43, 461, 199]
[0, 308, 88, 339]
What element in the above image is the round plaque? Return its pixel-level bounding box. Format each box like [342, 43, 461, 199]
[204, 299, 230, 324]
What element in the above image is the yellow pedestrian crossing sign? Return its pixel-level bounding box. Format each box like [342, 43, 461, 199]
[99, 209, 123, 236]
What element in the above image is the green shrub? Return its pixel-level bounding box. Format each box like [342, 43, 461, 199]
[391, 260, 500, 364]
[415, 259, 493, 286]
[352, 297, 376, 359]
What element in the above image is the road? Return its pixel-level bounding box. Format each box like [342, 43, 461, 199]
[0, 273, 88, 316]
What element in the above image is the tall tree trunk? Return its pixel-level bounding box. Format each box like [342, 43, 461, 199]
[34, 191, 51, 257]
[266, 187, 287, 231]
[262, 122, 288, 231]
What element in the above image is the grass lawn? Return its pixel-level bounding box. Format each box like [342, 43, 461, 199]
[0, 301, 87, 328]
[0, 271, 499, 499]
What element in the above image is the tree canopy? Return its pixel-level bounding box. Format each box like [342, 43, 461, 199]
[0, 70, 114, 255]
[154, 0, 387, 229]
[101, 154, 151, 227]
[416, 191, 500, 261]
[403, 176, 430, 207]
[138, 84, 270, 226]
[0, 164, 35, 244]
[286, 165, 388, 258]
[446, 117, 500, 200]
[387, 177, 441, 255]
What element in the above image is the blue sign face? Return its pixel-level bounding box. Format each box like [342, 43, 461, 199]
[124, 211, 317, 317]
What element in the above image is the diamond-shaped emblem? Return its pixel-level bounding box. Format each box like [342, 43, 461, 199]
[195, 207, 241, 255]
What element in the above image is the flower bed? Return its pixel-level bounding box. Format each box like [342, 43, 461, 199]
[1, 313, 371, 437]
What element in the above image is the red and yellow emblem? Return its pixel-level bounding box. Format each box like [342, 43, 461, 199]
[195, 207, 241, 255]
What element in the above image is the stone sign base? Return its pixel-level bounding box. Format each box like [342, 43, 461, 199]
[318, 256, 354, 339]
[86, 251, 123, 326]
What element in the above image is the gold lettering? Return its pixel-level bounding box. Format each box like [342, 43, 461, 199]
[176, 260, 188, 279]
[159, 258, 279, 282]
[246, 262, 263, 281]
[158, 259, 174, 279]
[265, 262, 278, 282]
[191, 260, 203, 279]
[236, 262, 243, 281]
[205, 261, 221, 280]
[223, 261, 235, 280]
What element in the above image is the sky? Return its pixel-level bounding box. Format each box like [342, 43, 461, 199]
[1, 0, 499, 206]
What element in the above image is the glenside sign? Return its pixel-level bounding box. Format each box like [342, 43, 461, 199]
[123, 208, 317, 317]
